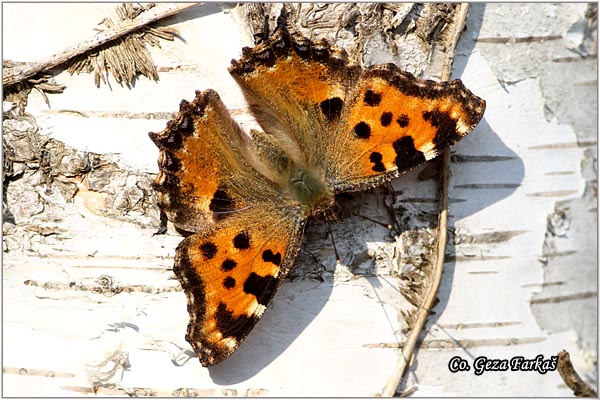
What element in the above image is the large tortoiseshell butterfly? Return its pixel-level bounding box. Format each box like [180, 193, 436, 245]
[150, 23, 485, 366]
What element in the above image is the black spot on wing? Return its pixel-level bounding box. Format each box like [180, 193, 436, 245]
[393, 136, 426, 170]
[369, 152, 386, 172]
[223, 276, 236, 289]
[422, 110, 460, 146]
[243, 272, 277, 306]
[354, 122, 371, 139]
[233, 232, 250, 250]
[364, 89, 382, 106]
[380, 111, 393, 127]
[221, 259, 237, 272]
[215, 302, 257, 342]
[262, 249, 282, 266]
[209, 188, 235, 221]
[320, 97, 344, 121]
[200, 242, 217, 259]
[397, 114, 410, 128]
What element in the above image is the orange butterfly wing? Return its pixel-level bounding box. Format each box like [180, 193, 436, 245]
[175, 207, 304, 366]
[149, 89, 276, 233]
[229, 28, 485, 194]
[229, 29, 360, 168]
[329, 64, 486, 191]
[150, 90, 306, 366]
[151, 24, 486, 367]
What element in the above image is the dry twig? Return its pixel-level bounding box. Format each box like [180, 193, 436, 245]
[557, 350, 597, 397]
[3, 60, 66, 114]
[380, 3, 471, 396]
[2, 3, 197, 87]
[66, 3, 182, 87]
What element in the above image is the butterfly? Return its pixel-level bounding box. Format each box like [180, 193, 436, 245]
[149, 24, 485, 366]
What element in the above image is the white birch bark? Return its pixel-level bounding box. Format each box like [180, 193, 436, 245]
[3, 3, 596, 396]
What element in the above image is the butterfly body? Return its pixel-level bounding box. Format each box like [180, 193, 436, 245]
[287, 169, 334, 217]
[150, 25, 485, 366]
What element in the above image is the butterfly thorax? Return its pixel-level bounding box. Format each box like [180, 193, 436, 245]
[250, 129, 335, 217]
[287, 169, 334, 218]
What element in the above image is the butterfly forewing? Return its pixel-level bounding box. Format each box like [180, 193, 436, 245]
[329, 64, 486, 192]
[175, 206, 305, 366]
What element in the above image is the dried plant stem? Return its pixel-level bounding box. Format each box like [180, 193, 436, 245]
[441, 3, 471, 81]
[380, 4, 470, 396]
[2, 3, 198, 87]
[557, 350, 597, 397]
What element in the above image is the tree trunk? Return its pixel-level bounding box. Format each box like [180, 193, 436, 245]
[3, 3, 596, 396]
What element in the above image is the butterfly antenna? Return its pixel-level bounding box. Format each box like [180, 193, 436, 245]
[347, 210, 393, 230]
[153, 210, 169, 236]
[325, 218, 342, 264]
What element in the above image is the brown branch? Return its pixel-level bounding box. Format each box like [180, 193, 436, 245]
[380, 3, 471, 397]
[2, 3, 198, 87]
[441, 3, 470, 81]
[557, 350, 597, 397]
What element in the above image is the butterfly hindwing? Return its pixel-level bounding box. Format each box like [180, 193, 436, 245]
[149, 89, 278, 233]
[174, 206, 305, 366]
[229, 28, 361, 168]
